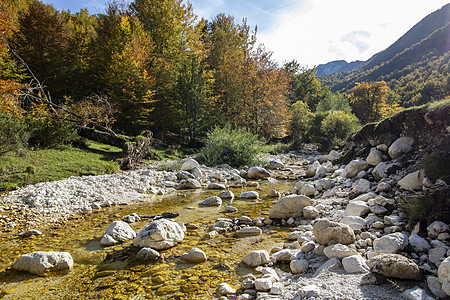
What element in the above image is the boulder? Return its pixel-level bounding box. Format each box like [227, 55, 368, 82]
[269, 195, 313, 219]
[299, 184, 316, 196]
[373, 232, 408, 254]
[341, 216, 366, 231]
[429, 247, 447, 265]
[224, 206, 238, 213]
[313, 219, 356, 245]
[268, 189, 280, 197]
[100, 221, 136, 246]
[427, 221, 449, 239]
[178, 178, 202, 189]
[13, 251, 73, 275]
[342, 255, 369, 273]
[313, 257, 342, 277]
[133, 219, 185, 250]
[136, 248, 160, 260]
[181, 158, 200, 171]
[247, 167, 270, 179]
[255, 275, 277, 291]
[303, 206, 319, 219]
[344, 200, 370, 217]
[398, 170, 425, 191]
[181, 248, 207, 263]
[351, 179, 371, 195]
[427, 276, 447, 298]
[372, 162, 390, 181]
[217, 283, 236, 295]
[290, 259, 309, 274]
[366, 148, 384, 166]
[199, 196, 222, 207]
[409, 234, 431, 253]
[314, 178, 335, 192]
[121, 213, 141, 223]
[207, 183, 226, 190]
[218, 190, 235, 201]
[318, 150, 338, 163]
[236, 227, 262, 236]
[240, 191, 259, 200]
[242, 250, 270, 267]
[323, 244, 358, 259]
[388, 137, 415, 159]
[402, 287, 434, 300]
[305, 161, 321, 178]
[343, 160, 368, 178]
[439, 257, 450, 296]
[266, 160, 284, 170]
[368, 254, 422, 280]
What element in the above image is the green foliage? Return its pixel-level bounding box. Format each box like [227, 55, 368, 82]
[290, 100, 313, 145]
[316, 92, 352, 114]
[423, 151, 450, 183]
[0, 113, 29, 154]
[320, 111, 359, 149]
[27, 118, 79, 148]
[197, 125, 263, 167]
[260, 143, 291, 155]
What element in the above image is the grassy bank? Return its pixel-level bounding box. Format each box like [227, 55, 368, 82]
[0, 141, 122, 191]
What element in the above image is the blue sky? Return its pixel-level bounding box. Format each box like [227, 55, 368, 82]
[44, 0, 449, 67]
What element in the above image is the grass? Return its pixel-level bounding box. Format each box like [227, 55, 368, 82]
[0, 141, 122, 191]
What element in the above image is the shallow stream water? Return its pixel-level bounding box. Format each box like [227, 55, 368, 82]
[0, 179, 297, 299]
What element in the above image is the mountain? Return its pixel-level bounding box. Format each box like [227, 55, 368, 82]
[316, 60, 364, 76]
[317, 3, 450, 106]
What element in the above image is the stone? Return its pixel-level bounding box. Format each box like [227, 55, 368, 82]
[299, 184, 316, 196]
[344, 200, 370, 217]
[314, 166, 327, 178]
[427, 221, 449, 239]
[343, 159, 368, 178]
[181, 158, 200, 171]
[369, 204, 388, 215]
[341, 216, 366, 231]
[241, 277, 255, 290]
[218, 190, 235, 201]
[19, 229, 42, 237]
[306, 161, 320, 178]
[121, 213, 141, 223]
[398, 170, 425, 191]
[429, 247, 447, 265]
[224, 206, 238, 213]
[313, 219, 356, 245]
[290, 259, 309, 274]
[303, 206, 319, 219]
[217, 283, 236, 295]
[268, 195, 313, 219]
[247, 167, 270, 179]
[373, 232, 409, 254]
[342, 255, 369, 273]
[368, 254, 422, 280]
[409, 234, 431, 253]
[133, 219, 185, 250]
[178, 178, 202, 189]
[199, 196, 222, 207]
[360, 272, 385, 285]
[401, 287, 434, 300]
[177, 170, 195, 180]
[181, 248, 207, 263]
[318, 150, 338, 163]
[255, 275, 277, 291]
[207, 183, 226, 190]
[272, 249, 296, 262]
[236, 227, 262, 236]
[188, 167, 202, 178]
[323, 244, 358, 259]
[242, 250, 270, 268]
[297, 285, 321, 298]
[270, 282, 284, 295]
[376, 182, 391, 192]
[13, 251, 73, 275]
[351, 179, 371, 195]
[427, 276, 447, 298]
[313, 257, 342, 277]
[438, 257, 450, 296]
[314, 178, 335, 192]
[372, 162, 390, 181]
[136, 247, 160, 260]
[101, 221, 136, 246]
[240, 191, 259, 200]
[388, 137, 415, 159]
[266, 160, 284, 170]
[366, 148, 384, 166]
[301, 241, 316, 253]
[268, 189, 280, 198]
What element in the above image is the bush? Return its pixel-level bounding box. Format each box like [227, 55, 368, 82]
[0, 113, 29, 154]
[290, 100, 314, 146]
[197, 125, 263, 167]
[320, 111, 359, 149]
[28, 119, 79, 148]
[423, 150, 450, 183]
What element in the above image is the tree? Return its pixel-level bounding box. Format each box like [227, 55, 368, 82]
[321, 110, 359, 148]
[316, 92, 352, 114]
[290, 67, 328, 111]
[290, 100, 313, 144]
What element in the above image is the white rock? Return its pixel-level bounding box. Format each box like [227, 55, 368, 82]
[314, 178, 335, 192]
[402, 286, 434, 300]
[427, 276, 447, 298]
[224, 206, 238, 213]
[290, 259, 309, 274]
[247, 167, 270, 179]
[240, 191, 259, 199]
[242, 250, 270, 267]
[217, 282, 236, 295]
[427, 221, 449, 239]
[268, 195, 313, 219]
[439, 257, 450, 296]
[266, 160, 284, 170]
[19, 229, 42, 237]
[366, 148, 384, 166]
[268, 189, 280, 197]
[297, 285, 321, 298]
[236, 227, 262, 236]
[315, 166, 327, 178]
[133, 219, 185, 250]
[306, 161, 320, 177]
[409, 233, 431, 252]
[181, 248, 207, 263]
[100, 221, 136, 246]
[13, 251, 73, 275]
[301, 241, 316, 253]
[181, 158, 200, 171]
[352, 179, 371, 195]
[272, 249, 297, 262]
[303, 206, 319, 219]
[178, 178, 202, 189]
[388, 137, 415, 159]
[342, 255, 370, 273]
[429, 247, 447, 265]
[313, 257, 342, 277]
[376, 182, 391, 192]
[373, 232, 409, 254]
[299, 184, 316, 196]
[255, 275, 276, 291]
[121, 213, 141, 223]
[398, 170, 425, 191]
[313, 219, 356, 245]
[136, 247, 160, 260]
[218, 190, 235, 201]
[207, 183, 226, 190]
[199, 196, 222, 207]
[344, 200, 370, 217]
[323, 244, 358, 259]
[372, 162, 390, 181]
[270, 282, 284, 295]
[343, 160, 368, 178]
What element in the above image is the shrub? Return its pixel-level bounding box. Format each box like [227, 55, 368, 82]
[290, 100, 314, 146]
[197, 125, 263, 167]
[320, 111, 359, 149]
[28, 119, 79, 148]
[423, 150, 450, 183]
[0, 113, 29, 154]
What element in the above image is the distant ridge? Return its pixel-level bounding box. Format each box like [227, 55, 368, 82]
[316, 60, 364, 76]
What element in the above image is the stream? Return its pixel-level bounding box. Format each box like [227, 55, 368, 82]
[0, 178, 297, 299]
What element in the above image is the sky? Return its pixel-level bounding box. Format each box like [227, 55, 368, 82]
[45, 0, 450, 67]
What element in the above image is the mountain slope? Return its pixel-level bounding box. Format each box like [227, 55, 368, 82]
[316, 60, 364, 76]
